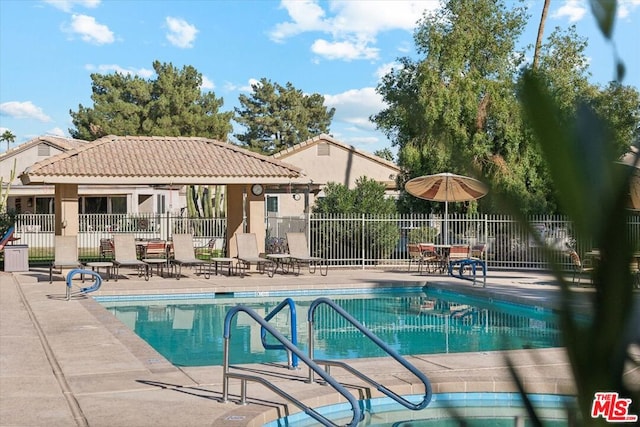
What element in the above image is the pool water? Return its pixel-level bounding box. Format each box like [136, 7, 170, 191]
[97, 287, 563, 367]
[264, 392, 575, 427]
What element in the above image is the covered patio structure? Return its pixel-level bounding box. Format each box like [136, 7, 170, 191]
[18, 135, 306, 256]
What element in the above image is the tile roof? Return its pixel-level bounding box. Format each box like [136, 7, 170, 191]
[272, 133, 400, 172]
[0, 135, 86, 160]
[20, 135, 303, 185]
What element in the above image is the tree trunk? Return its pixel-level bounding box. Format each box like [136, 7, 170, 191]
[533, 0, 551, 70]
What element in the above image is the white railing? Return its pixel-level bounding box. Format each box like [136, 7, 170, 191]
[9, 213, 640, 270]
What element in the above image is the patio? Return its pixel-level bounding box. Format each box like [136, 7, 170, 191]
[4, 267, 636, 426]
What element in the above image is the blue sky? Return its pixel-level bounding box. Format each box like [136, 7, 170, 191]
[1, 0, 639, 156]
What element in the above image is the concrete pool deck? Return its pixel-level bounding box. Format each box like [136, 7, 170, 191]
[1, 267, 638, 426]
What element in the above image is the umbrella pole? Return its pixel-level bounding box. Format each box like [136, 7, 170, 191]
[444, 200, 449, 245]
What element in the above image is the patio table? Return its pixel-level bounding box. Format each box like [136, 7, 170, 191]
[84, 261, 113, 281]
[143, 258, 168, 277]
[266, 254, 291, 275]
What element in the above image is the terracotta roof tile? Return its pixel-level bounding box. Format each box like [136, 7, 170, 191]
[21, 135, 303, 185]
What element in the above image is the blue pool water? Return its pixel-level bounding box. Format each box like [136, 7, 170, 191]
[97, 286, 563, 367]
[264, 392, 575, 427]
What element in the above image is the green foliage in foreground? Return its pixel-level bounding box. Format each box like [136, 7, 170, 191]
[503, 1, 639, 422]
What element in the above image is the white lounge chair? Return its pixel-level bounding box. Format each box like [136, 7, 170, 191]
[235, 233, 274, 277]
[49, 235, 83, 283]
[170, 234, 210, 280]
[113, 234, 149, 281]
[286, 232, 328, 276]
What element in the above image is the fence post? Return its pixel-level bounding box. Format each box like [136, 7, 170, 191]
[484, 214, 488, 253]
[361, 214, 365, 270]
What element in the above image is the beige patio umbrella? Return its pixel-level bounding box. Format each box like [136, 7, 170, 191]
[405, 172, 489, 244]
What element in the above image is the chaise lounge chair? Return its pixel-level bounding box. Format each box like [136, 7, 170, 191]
[49, 235, 83, 283]
[170, 233, 210, 279]
[112, 234, 149, 281]
[235, 233, 274, 277]
[286, 232, 328, 276]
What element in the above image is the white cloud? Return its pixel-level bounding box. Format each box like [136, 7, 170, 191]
[44, 0, 100, 13]
[552, 0, 587, 23]
[165, 17, 198, 48]
[46, 127, 67, 137]
[374, 61, 399, 80]
[270, 0, 327, 41]
[201, 76, 215, 90]
[618, 0, 640, 18]
[84, 64, 154, 78]
[0, 102, 52, 122]
[64, 14, 114, 44]
[270, 0, 437, 61]
[311, 39, 378, 61]
[324, 87, 385, 132]
[241, 78, 261, 92]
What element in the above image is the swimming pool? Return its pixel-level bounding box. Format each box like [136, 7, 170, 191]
[97, 286, 563, 367]
[264, 392, 575, 427]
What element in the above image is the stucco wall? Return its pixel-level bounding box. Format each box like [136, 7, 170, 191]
[279, 141, 398, 188]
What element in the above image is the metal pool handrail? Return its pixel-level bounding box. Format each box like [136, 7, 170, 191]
[222, 304, 363, 427]
[307, 297, 433, 411]
[260, 297, 299, 369]
[66, 269, 103, 300]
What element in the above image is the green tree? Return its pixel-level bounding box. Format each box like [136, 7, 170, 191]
[234, 78, 335, 154]
[373, 0, 531, 214]
[313, 177, 398, 262]
[69, 61, 233, 219]
[69, 60, 233, 140]
[490, 1, 640, 423]
[373, 147, 395, 162]
[372, 0, 639, 216]
[1, 130, 16, 152]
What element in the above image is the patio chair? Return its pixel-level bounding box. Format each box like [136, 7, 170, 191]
[194, 237, 225, 259]
[569, 250, 593, 285]
[418, 243, 443, 273]
[99, 238, 114, 259]
[113, 234, 149, 281]
[407, 243, 425, 273]
[235, 233, 274, 277]
[49, 235, 83, 283]
[170, 234, 210, 280]
[143, 240, 168, 259]
[285, 232, 328, 276]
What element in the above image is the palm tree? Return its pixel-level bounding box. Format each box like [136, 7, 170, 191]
[532, 0, 551, 70]
[0, 130, 16, 151]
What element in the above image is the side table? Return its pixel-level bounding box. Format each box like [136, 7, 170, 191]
[209, 257, 235, 276]
[143, 258, 168, 277]
[266, 254, 291, 275]
[84, 261, 113, 281]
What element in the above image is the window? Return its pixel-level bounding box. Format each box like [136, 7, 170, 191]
[83, 197, 107, 214]
[35, 197, 54, 214]
[266, 196, 278, 213]
[80, 196, 127, 214]
[111, 197, 127, 214]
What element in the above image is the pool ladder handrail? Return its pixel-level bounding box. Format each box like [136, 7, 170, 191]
[260, 297, 299, 369]
[307, 297, 433, 411]
[222, 304, 363, 427]
[66, 269, 103, 301]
